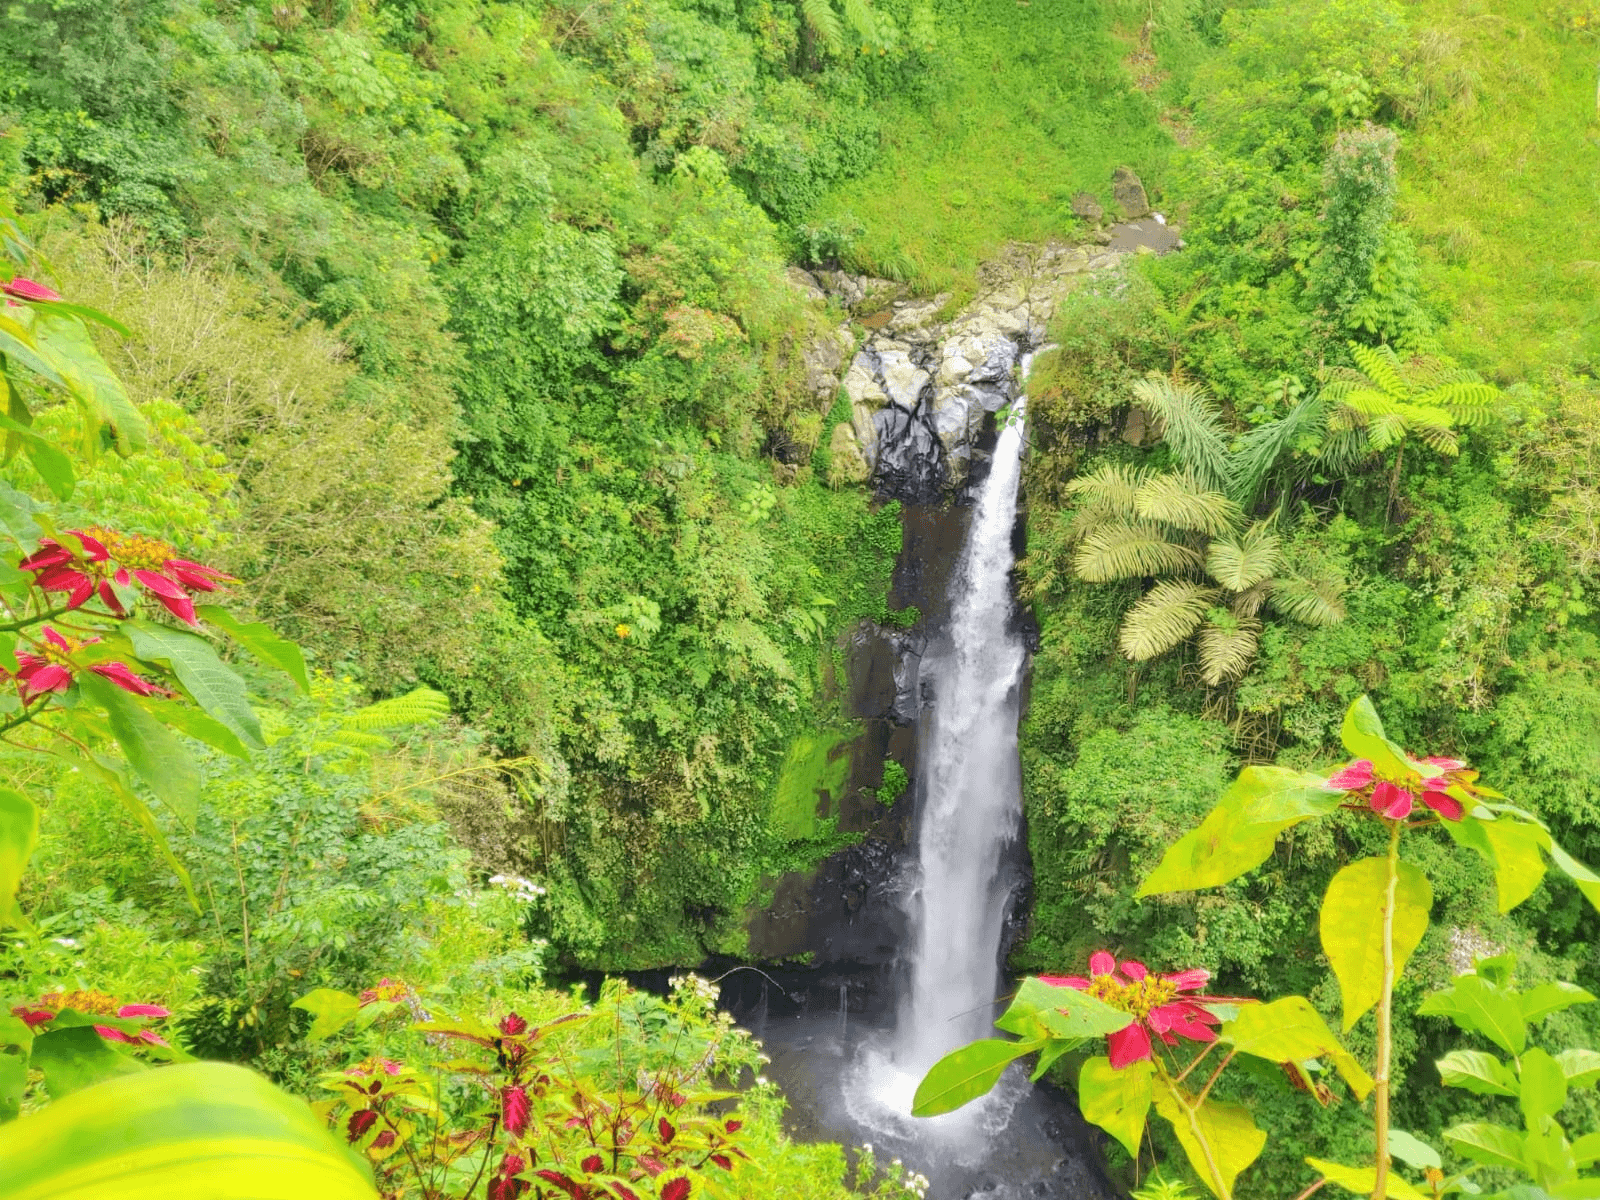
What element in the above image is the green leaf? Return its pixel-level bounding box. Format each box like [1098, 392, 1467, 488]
[1152, 1085, 1266, 1199]
[1557, 1049, 1600, 1089]
[1320, 857, 1433, 1030]
[291, 989, 363, 1043]
[76, 753, 197, 911]
[79, 672, 201, 826]
[1437, 1050, 1520, 1097]
[0, 788, 37, 927]
[1424, 975, 1528, 1056]
[0, 415, 73, 501]
[1478, 818, 1551, 913]
[1305, 1158, 1431, 1200]
[0, 1051, 24, 1122]
[144, 700, 250, 759]
[1387, 1131, 1443, 1172]
[1078, 1056, 1152, 1158]
[29, 1026, 143, 1098]
[1340, 695, 1426, 777]
[1444, 1122, 1529, 1172]
[0, 1061, 377, 1198]
[911, 1038, 1040, 1117]
[29, 311, 147, 455]
[1522, 983, 1596, 1025]
[1572, 1133, 1600, 1168]
[1521, 1049, 1569, 1129]
[1544, 838, 1600, 914]
[1223, 996, 1373, 1099]
[996, 977, 1133, 1041]
[196, 605, 310, 693]
[0, 480, 39, 543]
[1138, 767, 1339, 895]
[125, 621, 264, 750]
[1030, 1040, 1072, 1082]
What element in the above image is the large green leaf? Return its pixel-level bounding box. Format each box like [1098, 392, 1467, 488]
[1151, 1085, 1265, 1200]
[0, 787, 38, 926]
[1522, 982, 1596, 1025]
[1304, 1158, 1430, 1200]
[1386, 1131, 1442, 1172]
[28, 310, 147, 455]
[0, 1051, 24, 1122]
[126, 621, 264, 751]
[291, 989, 362, 1043]
[144, 700, 250, 759]
[1573, 1133, 1600, 1168]
[1320, 857, 1432, 1030]
[911, 1038, 1040, 1117]
[996, 977, 1132, 1041]
[1437, 1049, 1520, 1097]
[1545, 839, 1600, 914]
[0, 415, 73, 501]
[1078, 1056, 1152, 1158]
[1558, 1048, 1600, 1089]
[1444, 1122, 1529, 1172]
[0, 1061, 377, 1198]
[1222, 997, 1373, 1099]
[196, 605, 310, 693]
[1480, 818, 1550, 913]
[79, 672, 201, 826]
[30, 1026, 144, 1098]
[1522, 1049, 1569, 1128]
[76, 753, 196, 910]
[1138, 767, 1339, 895]
[1340, 695, 1427, 777]
[1418, 975, 1527, 1056]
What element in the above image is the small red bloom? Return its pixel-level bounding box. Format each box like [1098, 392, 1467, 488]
[502, 1085, 530, 1136]
[11, 627, 169, 702]
[94, 1024, 135, 1043]
[1043, 952, 1223, 1070]
[499, 1012, 528, 1036]
[358, 979, 407, 1005]
[117, 1004, 170, 1019]
[11, 1006, 53, 1029]
[20, 528, 233, 627]
[1, 278, 62, 303]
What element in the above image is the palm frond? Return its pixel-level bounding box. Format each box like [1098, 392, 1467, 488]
[1348, 342, 1409, 400]
[1271, 575, 1348, 627]
[1231, 579, 1272, 618]
[341, 686, 451, 731]
[1199, 615, 1262, 685]
[1118, 580, 1219, 661]
[1073, 520, 1203, 582]
[1134, 470, 1241, 537]
[1314, 426, 1369, 473]
[1132, 375, 1230, 493]
[1206, 520, 1281, 591]
[1227, 393, 1328, 503]
[800, 0, 846, 53]
[1064, 462, 1149, 521]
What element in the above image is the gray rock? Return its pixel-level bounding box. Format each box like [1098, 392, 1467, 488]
[786, 265, 827, 304]
[843, 353, 887, 408]
[1071, 192, 1104, 223]
[877, 349, 931, 410]
[1112, 166, 1150, 219]
[828, 421, 871, 485]
[800, 327, 854, 404]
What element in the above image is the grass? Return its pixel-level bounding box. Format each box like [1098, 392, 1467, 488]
[770, 729, 854, 839]
[1399, 1, 1600, 377]
[816, 0, 1172, 292]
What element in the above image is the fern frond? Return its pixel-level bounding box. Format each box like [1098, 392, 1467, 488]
[1227, 394, 1327, 503]
[1199, 615, 1261, 685]
[800, 0, 845, 53]
[1365, 410, 1410, 452]
[1132, 375, 1230, 493]
[1413, 421, 1460, 455]
[1315, 427, 1369, 473]
[1065, 462, 1149, 521]
[1348, 342, 1409, 401]
[341, 686, 451, 732]
[1118, 580, 1219, 661]
[1335, 387, 1404, 420]
[840, 0, 877, 45]
[1073, 521, 1203, 582]
[1271, 575, 1348, 627]
[1423, 381, 1500, 423]
[1206, 521, 1281, 591]
[1134, 471, 1241, 537]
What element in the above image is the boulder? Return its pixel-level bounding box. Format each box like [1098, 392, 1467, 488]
[1112, 166, 1151, 219]
[800, 327, 855, 405]
[843, 353, 887, 408]
[786, 266, 827, 304]
[877, 349, 931, 410]
[1071, 192, 1104, 223]
[828, 422, 871, 486]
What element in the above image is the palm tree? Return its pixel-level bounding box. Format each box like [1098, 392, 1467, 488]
[1066, 378, 1347, 685]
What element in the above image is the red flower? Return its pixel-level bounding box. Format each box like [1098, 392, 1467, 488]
[1, 278, 62, 303]
[117, 1004, 170, 1018]
[1325, 753, 1473, 822]
[499, 1013, 528, 1036]
[1042, 951, 1222, 1070]
[358, 979, 408, 1005]
[12, 627, 168, 701]
[20, 528, 233, 627]
[11, 1006, 53, 1029]
[502, 1085, 530, 1136]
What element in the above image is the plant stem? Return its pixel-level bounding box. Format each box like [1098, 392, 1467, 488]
[1371, 818, 1402, 1200]
[1156, 1059, 1230, 1200]
[1293, 1180, 1329, 1200]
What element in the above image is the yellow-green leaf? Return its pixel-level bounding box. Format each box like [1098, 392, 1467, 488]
[1320, 857, 1432, 1030]
[291, 989, 363, 1043]
[911, 1038, 1039, 1117]
[1304, 1157, 1430, 1200]
[996, 977, 1132, 1041]
[79, 672, 201, 827]
[1151, 1086, 1265, 1200]
[1437, 1049, 1519, 1097]
[0, 788, 37, 927]
[1443, 1121, 1528, 1173]
[1078, 1057, 1152, 1158]
[1481, 818, 1548, 913]
[1340, 695, 1427, 778]
[1223, 997, 1373, 1100]
[0, 1061, 376, 1199]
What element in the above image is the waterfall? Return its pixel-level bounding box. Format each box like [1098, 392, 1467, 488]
[899, 397, 1029, 1069]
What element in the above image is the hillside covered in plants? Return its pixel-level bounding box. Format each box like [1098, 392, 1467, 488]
[0, 0, 1595, 1197]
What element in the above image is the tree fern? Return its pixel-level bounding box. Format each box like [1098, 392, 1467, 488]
[1271, 574, 1348, 627]
[1118, 580, 1218, 661]
[800, 0, 845, 54]
[341, 686, 450, 732]
[1132, 376, 1230, 493]
[1198, 614, 1261, 685]
[1348, 342, 1409, 400]
[1073, 521, 1203, 583]
[1206, 521, 1281, 591]
[840, 0, 878, 48]
[1134, 470, 1240, 537]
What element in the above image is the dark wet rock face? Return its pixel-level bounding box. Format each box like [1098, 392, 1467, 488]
[872, 404, 947, 503]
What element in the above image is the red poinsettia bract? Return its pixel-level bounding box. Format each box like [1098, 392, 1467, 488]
[12, 627, 168, 701]
[1, 278, 62, 303]
[21, 528, 233, 627]
[1326, 755, 1481, 822]
[1041, 951, 1222, 1070]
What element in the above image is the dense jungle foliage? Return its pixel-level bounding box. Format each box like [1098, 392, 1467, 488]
[0, 0, 1596, 1195]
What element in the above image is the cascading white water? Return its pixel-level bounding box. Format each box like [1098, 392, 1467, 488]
[899, 399, 1029, 1068]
